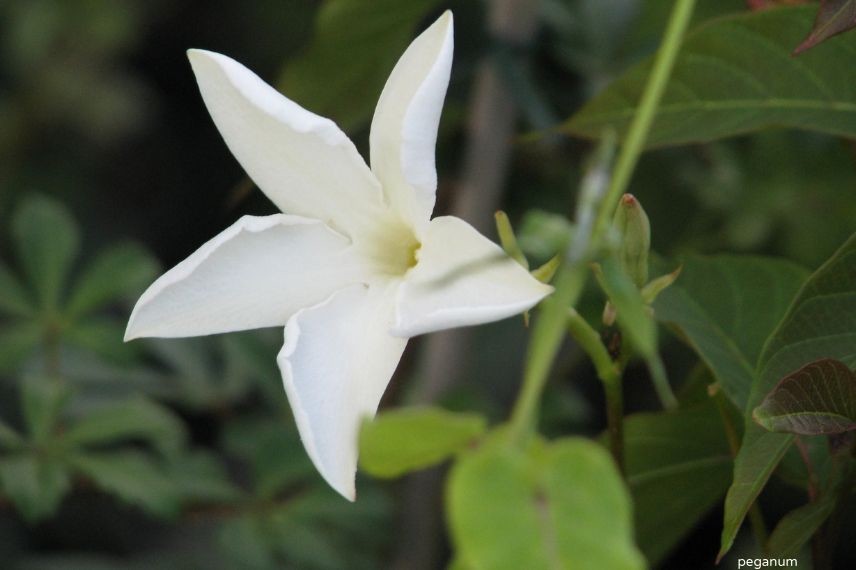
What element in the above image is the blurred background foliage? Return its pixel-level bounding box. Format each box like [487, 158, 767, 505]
[0, 0, 854, 568]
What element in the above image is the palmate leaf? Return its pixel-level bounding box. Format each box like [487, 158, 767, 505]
[279, 0, 444, 132]
[62, 397, 187, 459]
[10, 194, 80, 311]
[64, 241, 159, 319]
[0, 455, 72, 523]
[754, 358, 856, 435]
[653, 255, 808, 409]
[794, 0, 856, 54]
[359, 407, 487, 478]
[0, 262, 35, 317]
[67, 450, 181, 518]
[562, 6, 856, 148]
[720, 232, 856, 559]
[447, 436, 645, 570]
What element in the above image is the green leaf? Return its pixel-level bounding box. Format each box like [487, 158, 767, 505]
[625, 402, 733, 565]
[62, 397, 187, 458]
[766, 494, 836, 558]
[753, 358, 856, 435]
[0, 262, 35, 317]
[68, 450, 181, 518]
[563, 6, 856, 148]
[0, 322, 42, 372]
[721, 232, 856, 559]
[11, 195, 80, 310]
[0, 455, 71, 522]
[63, 318, 138, 363]
[794, 0, 856, 54]
[517, 209, 574, 261]
[64, 242, 158, 319]
[21, 374, 70, 444]
[359, 407, 487, 478]
[0, 419, 24, 450]
[279, 0, 443, 132]
[447, 436, 645, 570]
[219, 516, 278, 570]
[167, 451, 243, 504]
[653, 255, 808, 409]
[596, 258, 656, 357]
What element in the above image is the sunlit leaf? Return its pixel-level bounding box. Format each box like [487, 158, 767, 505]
[794, 0, 856, 54]
[359, 407, 487, 478]
[563, 6, 856, 148]
[64, 242, 159, 319]
[447, 436, 645, 570]
[10, 195, 80, 310]
[754, 358, 856, 435]
[654, 255, 808, 409]
[721, 232, 856, 559]
[279, 0, 444, 132]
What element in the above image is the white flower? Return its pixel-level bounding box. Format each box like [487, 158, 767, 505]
[125, 12, 552, 500]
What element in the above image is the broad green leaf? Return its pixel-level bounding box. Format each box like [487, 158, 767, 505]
[563, 6, 856, 148]
[597, 258, 655, 357]
[447, 436, 645, 570]
[766, 494, 836, 558]
[21, 374, 71, 444]
[625, 402, 733, 565]
[11, 195, 80, 310]
[653, 255, 808, 409]
[279, 0, 443, 132]
[754, 358, 856, 435]
[62, 397, 187, 458]
[721, 232, 856, 558]
[359, 407, 487, 478]
[0, 262, 35, 317]
[0, 322, 42, 372]
[0, 455, 71, 522]
[794, 0, 856, 54]
[64, 242, 158, 319]
[68, 450, 181, 518]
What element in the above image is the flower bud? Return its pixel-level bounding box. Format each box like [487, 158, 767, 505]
[612, 194, 650, 288]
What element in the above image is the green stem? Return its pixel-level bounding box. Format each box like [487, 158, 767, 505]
[603, 372, 625, 475]
[593, 0, 697, 238]
[508, 0, 695, 444]
[646, 353, 679, 410]
[566, 309, 624, 471]
[509, 266, 587, 439]
[566, 309, 618, 385]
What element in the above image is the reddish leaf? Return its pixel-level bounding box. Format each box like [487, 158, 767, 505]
[794, 0, 856, 54]
[753, 359, 856, 435]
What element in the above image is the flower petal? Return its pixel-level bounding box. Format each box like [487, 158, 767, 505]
[278, 283, 407, 500]
[393, 216, 553, 337]
[188, 49, 387, 237]
[369, 11, 453, 234]
[125, 215, 368, 340]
